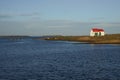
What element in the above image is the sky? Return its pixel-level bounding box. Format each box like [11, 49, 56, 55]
[0, 0, 120, 36]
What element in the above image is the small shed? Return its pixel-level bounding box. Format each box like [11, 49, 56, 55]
[90, 28, 105, 36]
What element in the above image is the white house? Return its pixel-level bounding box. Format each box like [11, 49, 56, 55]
[90, 28, 105, 36]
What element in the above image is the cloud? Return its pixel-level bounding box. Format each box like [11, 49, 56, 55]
[0, 21, 28, 35]
[89, 17, 105, 21]
[0, 12, 41, 20]
[0, 14, 13, 19]
[0, 19, 120, 36]
[20, 12, 41, 16]
[25, 20, 98, 28]
[93, 22, 120, 27]
[35, 20, 120, 35]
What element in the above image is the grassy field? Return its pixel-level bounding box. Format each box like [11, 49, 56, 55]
[45, 34, 120, 44]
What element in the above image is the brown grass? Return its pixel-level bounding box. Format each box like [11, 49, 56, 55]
[45, 34, 120, 44]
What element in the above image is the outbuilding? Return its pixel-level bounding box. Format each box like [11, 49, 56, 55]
[90, 28, 105, 36]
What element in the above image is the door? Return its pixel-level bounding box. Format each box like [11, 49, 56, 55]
[95, 33, 98, 36]
[99, 32, 101, 36]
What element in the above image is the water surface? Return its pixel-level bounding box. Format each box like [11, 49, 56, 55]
[0, 39, 120, 80]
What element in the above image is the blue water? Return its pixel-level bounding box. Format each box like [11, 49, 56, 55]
[0, 39, 120, 80]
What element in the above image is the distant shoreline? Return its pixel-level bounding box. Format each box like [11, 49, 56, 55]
[44, 34, 120, 44]
[0, 34, 120, 44]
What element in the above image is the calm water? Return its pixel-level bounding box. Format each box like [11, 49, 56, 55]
[0, 39, 120, 80]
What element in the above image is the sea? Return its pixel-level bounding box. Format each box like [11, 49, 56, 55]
[0, 38, 120, 80]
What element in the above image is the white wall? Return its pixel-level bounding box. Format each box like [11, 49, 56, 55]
[101, 32, 105, 36]
[90, 30, 105, 36]
[90, 30, 94, 36]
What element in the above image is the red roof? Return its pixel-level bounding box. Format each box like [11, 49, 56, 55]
[92, 28, 104, 32]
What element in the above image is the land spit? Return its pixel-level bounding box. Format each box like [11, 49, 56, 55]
[44, 34, 120, 44]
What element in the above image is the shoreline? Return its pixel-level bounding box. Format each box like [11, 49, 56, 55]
[44, 34, 120, 44]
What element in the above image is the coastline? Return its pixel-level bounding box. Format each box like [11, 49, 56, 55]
[44, 34, 120, 44]
[0, 34, 120, 44]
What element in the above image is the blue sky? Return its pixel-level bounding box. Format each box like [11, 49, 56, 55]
[0, 0, 120, 36]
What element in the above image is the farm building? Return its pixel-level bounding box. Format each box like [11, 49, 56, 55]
[90, 28, 105, 36]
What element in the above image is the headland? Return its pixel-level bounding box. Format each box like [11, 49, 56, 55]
[44, 34, 120, 44]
